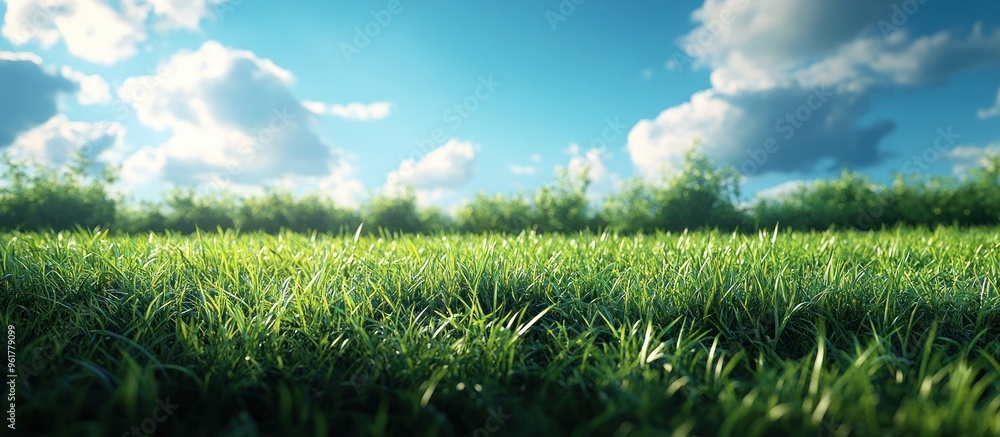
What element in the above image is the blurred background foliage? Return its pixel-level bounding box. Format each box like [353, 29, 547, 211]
[2, 150, 999, 234]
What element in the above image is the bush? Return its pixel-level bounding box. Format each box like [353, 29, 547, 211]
[238, 190, 360, 234]
[753, 154, 1000, 230]
[455, 192, 534, 234]
[753, 169, 882, 231]
[0, 154, 117, 231]
[363, 190, 436, 235]
[3, 150, 999, 235]
[115, 201, 168, 233]
[531, 168, 593, 233]
[160, 189, 238, 234]
[601, 151, 746, 233]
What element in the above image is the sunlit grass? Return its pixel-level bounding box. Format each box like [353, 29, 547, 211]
[3, 227, 999, 436]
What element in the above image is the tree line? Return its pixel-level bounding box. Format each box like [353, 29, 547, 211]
[2, 151, 999, 234]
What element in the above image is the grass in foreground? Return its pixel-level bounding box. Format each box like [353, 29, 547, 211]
[2, 227, 999, 436]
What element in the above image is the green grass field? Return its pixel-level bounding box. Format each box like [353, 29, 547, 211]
[3, 228, 1000, 436]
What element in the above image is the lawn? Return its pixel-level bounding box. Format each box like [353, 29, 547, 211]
[3, 227, 999, 436]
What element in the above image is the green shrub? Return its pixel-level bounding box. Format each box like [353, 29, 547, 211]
[455, 192, 533, 234]
[753, 170, 882, 231]
[531, 168, 593, 233]
[159, 189, 238, 233]
[0, 153, 117, 231]
[363, 190, 432, 234]
[238, 190, 360, 234]
[2, 150, 999, 234]
[753, 154, 1000, 230]
[602, 151, 746, 233]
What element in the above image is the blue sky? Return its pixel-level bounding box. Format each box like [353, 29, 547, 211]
[1, 0, 999, 208]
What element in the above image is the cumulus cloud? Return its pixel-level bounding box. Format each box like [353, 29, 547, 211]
[216, 159, 366, 208]
[792, 27, 1000, 94]
[946, 143, 1000, 175]
[555, 144, 619, 202]
[630, 0, 1000, 178]
[2, 0, 146, 64]
[0, 51, 41, 63]
[509, 154, 542, 176]
[979, 88, 1000, 120]
[144, 0, 228, 30]
[302, 101, 392, 121]
[60, 66, 111, 105]
[686, 0, 892, 66]
[628, 87, 894, 176]
[1, 0, 226, 65]
[682, 0, 897, 90]
[754, 179, 813, 201]
[509, 164, 536, 176]
[5, 114, 125, 170]
[117, 41, 351, 190]
[563, 144, 610, 183]
[386, 139, 477, 202]
[0, 52, 78, 147]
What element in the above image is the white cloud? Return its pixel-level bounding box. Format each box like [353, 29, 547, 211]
[60, 66, 111, 105]
[627, 86, 893, 178]
[946, 143, 1000, 175]
[315, 161, 366, 208]
[979, 88, 1000, 120]
[683, 0, 898, 83]
[304, 101, 392, 121]
[628, 90, 734, 177]
[1, 0, 225, 65]
[555, 144, 619, 203]
[564, 145, 610, 183]
[386, 139, 477, 202]
[629, 1, 1000, 178]
[116, 40, 355, 191]
[217, 159, 366, 208]
[2, 0, 146, 64]
[0, 50, 42, 63]
[144, 0, 226, 30]
[330, 102, 392, 121]
[509, 164, 535, 176]
[509, 153, 543, 176]
[302, 100, 328, 115]
[5, 114, 125, 169]
[792, 28, 1000, 94]
[754, 179, 812, 201]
